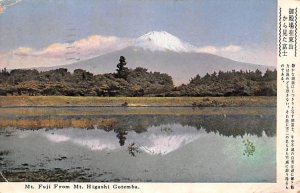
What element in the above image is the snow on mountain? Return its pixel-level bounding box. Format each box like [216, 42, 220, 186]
[138, 132, 202, 155]
[134, 31, 192, 52]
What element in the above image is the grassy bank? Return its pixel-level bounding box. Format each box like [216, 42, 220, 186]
[0, 96, 276, 107]
[0, 118, 117, 129]
[0, 106, 275, 119]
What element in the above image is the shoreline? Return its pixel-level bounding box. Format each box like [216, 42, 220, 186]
[0, 96, 277, 107]
[0, 96, 276, 129]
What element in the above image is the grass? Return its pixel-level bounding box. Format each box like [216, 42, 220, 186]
[0, 96, 276, 107]
[0, 106, 275, 130]
[0, 106, 275, 118]
[0, 118, 117, 129]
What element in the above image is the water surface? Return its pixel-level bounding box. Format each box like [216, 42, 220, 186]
[0, 107, 276, 182]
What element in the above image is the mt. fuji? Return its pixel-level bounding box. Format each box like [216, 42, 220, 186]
[134, 31, 192, 52]
[38, 31, 274, 84]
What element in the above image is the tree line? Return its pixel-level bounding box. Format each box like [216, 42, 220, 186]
[0, 56, 276, 97]
[173, 69, 276, 96]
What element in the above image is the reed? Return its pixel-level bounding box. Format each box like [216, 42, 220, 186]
[0, 118, 117, 129]
[0, 96, 276, 107]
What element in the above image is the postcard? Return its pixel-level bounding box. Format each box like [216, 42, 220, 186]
[0, 0, 299, 192]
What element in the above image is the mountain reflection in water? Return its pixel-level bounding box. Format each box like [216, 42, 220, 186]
[0, 113, 276, 182]
[40, 124, 205, 155]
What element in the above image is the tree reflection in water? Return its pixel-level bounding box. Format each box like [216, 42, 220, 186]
[160, 126, 173, 134]
[127, 142, 141, 157]
[114, 129, 128, 146]
[111, 114, 276, 139]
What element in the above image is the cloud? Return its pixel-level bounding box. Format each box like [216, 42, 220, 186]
[221, 45, 276, 66]
[0, 51, 68, 69]
[0, 5, 4, 13]
[194, 46, 218, 54]
[1, 34, 133, 69]
[0, 0, 23, 14]
[193, 44, 242, 54]
[221, 45, 241, 52]
[14, 47, 34, 55]
[193, 44, 275, 66]
[14, 35, 130, 59]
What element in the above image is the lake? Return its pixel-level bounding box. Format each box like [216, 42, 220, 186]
[0, 107, 276, 182]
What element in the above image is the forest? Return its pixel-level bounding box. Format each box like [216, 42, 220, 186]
[0, 56, 276, 97]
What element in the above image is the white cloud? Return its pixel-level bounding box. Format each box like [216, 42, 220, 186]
[193, 46, 218, 54]
[193, 44, 275, 66]
[0, 0, 23, 14]
[14, 47, 33, 55]
[221, 45, 241, 52]
[14, 35, 130, 59]
[1, 35, 132, 69]
[0, 51, 68, 69]
[0, 5, 4, 13]
[219, 45, 276, 66]
[193, 44, 242, 54]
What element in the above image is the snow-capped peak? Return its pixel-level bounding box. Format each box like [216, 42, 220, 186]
[135, 31, 192, 52]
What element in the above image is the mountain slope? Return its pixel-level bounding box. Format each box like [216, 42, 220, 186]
[39, 46, 273, 85]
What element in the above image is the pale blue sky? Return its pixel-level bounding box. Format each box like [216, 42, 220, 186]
[0, 0, 276, 51]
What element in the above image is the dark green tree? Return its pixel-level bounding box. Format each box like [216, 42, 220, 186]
[116, 56, 129, 79]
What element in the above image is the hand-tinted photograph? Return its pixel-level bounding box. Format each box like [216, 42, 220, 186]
[0, 0, 276, 182]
